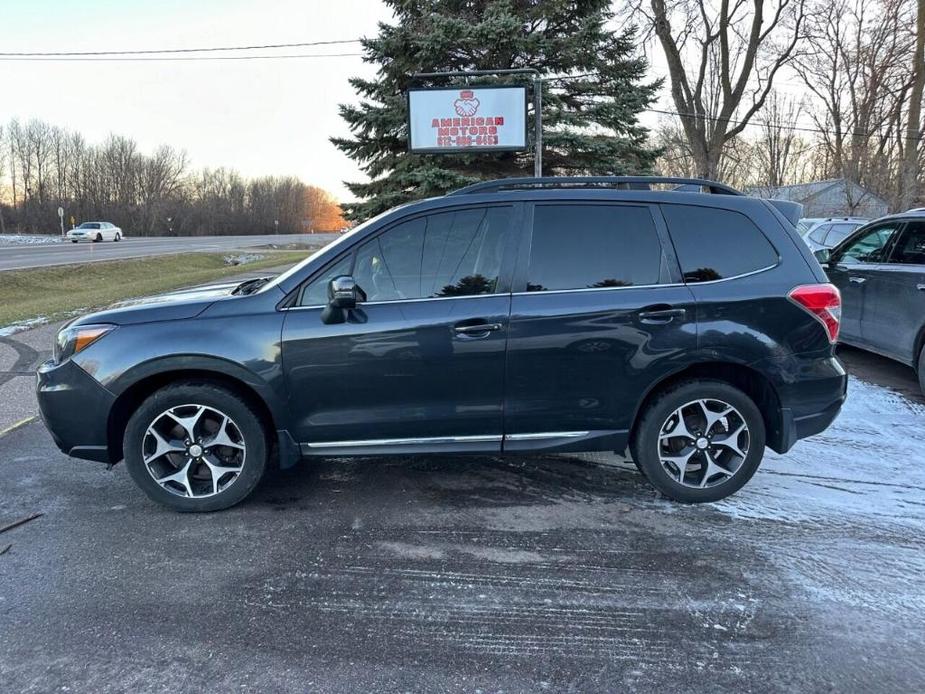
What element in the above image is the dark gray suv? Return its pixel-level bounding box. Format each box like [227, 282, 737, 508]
[817, 211, 925, 393]
[37, 176, 847, 512]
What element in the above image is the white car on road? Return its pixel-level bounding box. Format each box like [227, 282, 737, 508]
[67, 222, 124, 243]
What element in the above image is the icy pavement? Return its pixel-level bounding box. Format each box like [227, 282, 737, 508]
[717, 375, 925, 528]
[1, 357, 924, 690]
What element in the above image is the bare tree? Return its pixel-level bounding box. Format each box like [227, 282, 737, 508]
[794, 0, 915, 204]
[634, 0, 807, 179]
[755, 91, 813, 188]
[900, 0, 925, 209]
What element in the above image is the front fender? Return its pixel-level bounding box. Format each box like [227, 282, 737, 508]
[73, 309, 289, 429]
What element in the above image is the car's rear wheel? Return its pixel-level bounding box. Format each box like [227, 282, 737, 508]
[123, 382, 268, 512]
[114, 233, 121, 242]
[71, 239, 78, 243]
[631, 380, 766, 503]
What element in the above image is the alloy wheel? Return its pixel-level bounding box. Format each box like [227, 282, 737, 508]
[142, 403, 246, 498]
[657, 398, 750, 489]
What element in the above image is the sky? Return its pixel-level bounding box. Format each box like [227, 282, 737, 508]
[0, 0, 393, 200]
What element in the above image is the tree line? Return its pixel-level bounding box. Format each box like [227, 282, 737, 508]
[0, 118, 345, 236]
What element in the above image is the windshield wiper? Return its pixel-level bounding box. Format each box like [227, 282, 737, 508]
[233, 277, 271, 296]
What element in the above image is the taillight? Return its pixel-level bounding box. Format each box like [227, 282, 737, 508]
[788, 283, 841, 343]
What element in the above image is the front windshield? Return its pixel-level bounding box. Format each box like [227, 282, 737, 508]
[258, 208, 396, 294]
[78, 222, 101, 229]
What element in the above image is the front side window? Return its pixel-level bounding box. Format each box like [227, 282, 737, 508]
[525, 204, 661, 291]
[352, 206, 512, 302]
[833, 223, 901, 264]
[299, 255, 352, 306]
[661, 204, 778, 282]
[888, 222, 925, 265]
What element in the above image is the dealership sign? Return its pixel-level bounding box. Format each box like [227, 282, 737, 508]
[407, 86, 528, 153]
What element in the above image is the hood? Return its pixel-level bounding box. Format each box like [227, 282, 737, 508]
[71, 279, 251, 327]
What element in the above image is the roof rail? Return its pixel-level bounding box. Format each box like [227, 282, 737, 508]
[448, 176, 744, 197]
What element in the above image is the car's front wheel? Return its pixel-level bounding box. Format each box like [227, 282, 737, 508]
[631, 380, 766, 503]
[123, 382, 268, 512]
[93, 233, 102, 242]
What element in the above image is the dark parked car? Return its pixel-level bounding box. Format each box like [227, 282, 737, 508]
[37, 177, 847, 512]
[814, 211, 925, 393]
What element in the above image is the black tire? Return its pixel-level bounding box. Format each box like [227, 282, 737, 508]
[94, 233, 102, 242]
[71, 239, 78, 243]
[123, 382, 268, 512]
[114, 233, 121, 242]
[630, 380, 766, 503]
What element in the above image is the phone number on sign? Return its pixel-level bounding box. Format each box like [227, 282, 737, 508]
[436, 135, 501, 147]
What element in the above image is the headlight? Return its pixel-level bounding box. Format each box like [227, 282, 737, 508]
[54, 324, 115, 363]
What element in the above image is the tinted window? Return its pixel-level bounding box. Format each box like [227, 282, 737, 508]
[889, 222, 925, 265]
[526, 205, 661, 291]
[352, 206, 511, 302]
[809, 224, 832, 245]
[299, 254, 352, 306]
[833, 223, 901, 264]
[661, 205, 778, 282]
[78, 222, 100, 229]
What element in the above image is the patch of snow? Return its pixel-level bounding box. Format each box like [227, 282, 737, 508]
[0, 316, 49, 337]
[223, 253, 264, 266]
[0, 234, 64, 246]
[715, 375, 925, 530]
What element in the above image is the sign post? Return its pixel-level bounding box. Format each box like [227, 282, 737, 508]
[57, 207, 64, 237]
[411, 69, 543, 176]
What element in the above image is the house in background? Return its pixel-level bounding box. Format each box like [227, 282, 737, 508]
[748, 178, 890, 219]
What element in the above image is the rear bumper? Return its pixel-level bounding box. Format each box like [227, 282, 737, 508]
[771, 355, 847, 453]
[36, 358, 116, 463]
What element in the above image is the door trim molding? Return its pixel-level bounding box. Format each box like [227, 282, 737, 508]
[505, 431, 590, 441]
[303, 434, 503, 449]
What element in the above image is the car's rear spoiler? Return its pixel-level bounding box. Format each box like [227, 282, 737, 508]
[764, 199, 803, 227]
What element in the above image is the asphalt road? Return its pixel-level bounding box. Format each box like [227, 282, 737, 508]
[0, 233, 339, 271]
[1, 326, 923, 691]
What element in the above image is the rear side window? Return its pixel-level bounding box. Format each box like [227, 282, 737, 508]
[826, 223, 861, 246]
[661, 204, 778, 282]
[526, 204, 661, 291]
[808, 224, 831, 245]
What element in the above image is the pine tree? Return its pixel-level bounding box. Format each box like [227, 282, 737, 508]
[333, 0, 660, 219]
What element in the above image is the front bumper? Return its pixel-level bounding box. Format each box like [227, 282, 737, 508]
[36, 358, 116, 463]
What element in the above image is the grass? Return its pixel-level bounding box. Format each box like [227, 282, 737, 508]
[0, 250, 312, 327]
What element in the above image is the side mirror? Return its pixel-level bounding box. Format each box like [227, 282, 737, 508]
[328, 275, 359, 309]
[813, 248, 831, 265]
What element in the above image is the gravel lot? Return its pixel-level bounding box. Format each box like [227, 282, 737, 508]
[1, 309, 923, 691]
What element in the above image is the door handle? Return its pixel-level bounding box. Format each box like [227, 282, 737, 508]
[454, 322, 503, 335]
[849, 276, 866, 284]
[637, 307, 686, 324]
